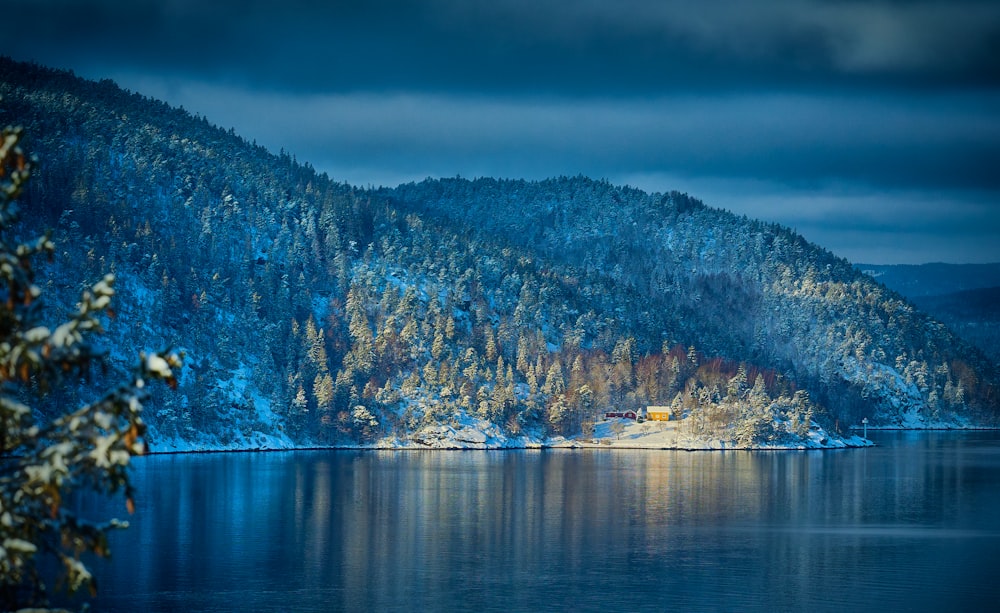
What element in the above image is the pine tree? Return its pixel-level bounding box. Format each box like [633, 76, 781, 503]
[351, 404, 380, 441]
[484, 327, 498, 362]
[344, 286, 375, 375]
[748, 373, 768, 407]
[431, 330, 446, 361]
[313, 372, 335, 415]
[547, 394, 570, 435]
[542, 359, 565, 397]
[727, 364, 748, 400]
[516, 335, 531, 375]
[401, 371, 421, 396]
[304, 315, 328, 371]
[399, 316, 419, 360]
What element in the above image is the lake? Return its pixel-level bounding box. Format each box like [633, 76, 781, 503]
[66, 432, 1000, 612]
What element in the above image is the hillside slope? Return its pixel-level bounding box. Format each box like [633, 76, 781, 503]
[387, 178, 1000, 428]
[1, 58, 996, 451]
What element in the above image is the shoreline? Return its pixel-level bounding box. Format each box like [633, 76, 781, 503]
[141, 423, 1000, 457]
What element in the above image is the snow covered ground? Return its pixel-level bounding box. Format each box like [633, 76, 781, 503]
[146, 414, 872, 454]
[378, 410, 873, 451]
[563, 418, 872, 450]
[142, 364, 879, 453]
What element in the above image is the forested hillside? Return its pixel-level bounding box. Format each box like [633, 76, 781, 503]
[386, 179, 1000, 428]
[1, 58, 996, 450]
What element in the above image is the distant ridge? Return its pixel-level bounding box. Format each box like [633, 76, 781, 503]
[857, 263, 1000, 363]
[858, 262, 1000, 297]
[913, 286, 1000, 321]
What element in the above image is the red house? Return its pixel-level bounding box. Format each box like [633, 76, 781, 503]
[604, 410, 637, 420]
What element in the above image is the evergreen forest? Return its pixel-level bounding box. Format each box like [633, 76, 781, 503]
[2, 57, 996, 450]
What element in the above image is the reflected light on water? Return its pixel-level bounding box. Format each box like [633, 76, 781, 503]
[60, 432, 1000, 612]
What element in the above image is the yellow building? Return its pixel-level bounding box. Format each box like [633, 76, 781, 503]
[647, 406, 671, 421]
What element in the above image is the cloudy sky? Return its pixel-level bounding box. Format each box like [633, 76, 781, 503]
[3, 0, 999, 264]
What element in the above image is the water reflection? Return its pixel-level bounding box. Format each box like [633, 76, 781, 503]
[71, 433, 1000, 612]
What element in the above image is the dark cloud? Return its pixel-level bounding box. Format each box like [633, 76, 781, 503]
[7, 0, 1000, 94]
[1, 0, 999, 263]
[134, 84, 998, 191]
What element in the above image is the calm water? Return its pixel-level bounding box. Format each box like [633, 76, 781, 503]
[65, 432, 1000, 612]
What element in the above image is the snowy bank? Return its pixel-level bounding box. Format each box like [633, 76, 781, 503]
[145, 415, 872, 454]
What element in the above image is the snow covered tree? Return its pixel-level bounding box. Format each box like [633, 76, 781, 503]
[351, 405, 380, 441]
[546, 394, 571, 435]
[541, 359, 565, 397]
[0, 124, 182, 607]
[313, 372, 334, 415]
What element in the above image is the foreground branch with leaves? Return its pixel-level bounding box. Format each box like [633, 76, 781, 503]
[0, 122, 181, 609]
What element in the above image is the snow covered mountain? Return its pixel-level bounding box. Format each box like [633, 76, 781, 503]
[1, 58, 996, 450]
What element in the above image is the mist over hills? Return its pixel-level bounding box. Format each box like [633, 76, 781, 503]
[1, 57, 996, 450]
[859, 263, 1000, 298]
[858, 263, 1000, 364]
